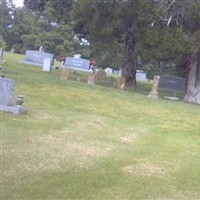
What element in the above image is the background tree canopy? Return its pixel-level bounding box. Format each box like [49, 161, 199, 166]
[1, 0, 200, 104]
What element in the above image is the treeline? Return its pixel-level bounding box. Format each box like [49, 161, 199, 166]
[1, 0, 200, 103]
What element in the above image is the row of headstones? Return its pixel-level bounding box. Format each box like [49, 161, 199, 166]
[60, 68, 126, 89]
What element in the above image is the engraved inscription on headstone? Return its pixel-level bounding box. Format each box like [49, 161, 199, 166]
[0, 77, 15, 106]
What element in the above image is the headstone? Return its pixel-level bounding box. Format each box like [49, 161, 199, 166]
[136, 70, 147, 81]
[148, 75, 160, 99]
[0, 77, 28, 114]
[24, 50, 54, 67]
[95, 70, 106, 83]
[159, 75, 185, 92]
[87, 73, 96, 85]
[39, 46, 44, 52]
[10, 48, 15, 54]
[117, 77, 125, 90]
[63, 57, 90, 72]
[43, 58, 51, 72]
[60, 68, 70, 80]
[0, 77, 15, 106]
[0, 48, 3, 59]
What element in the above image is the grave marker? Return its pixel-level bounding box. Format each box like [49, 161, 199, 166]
[60, 68, 70, 80]
[0, 77, 15, 106]
[117, 77, 125, 90]
[87, 74, 96, 85]
[95, 70, 106, 83]
[148, 75, 160, 99]
[159, 75, 185, 92]
[24, 50, 54, 67]
[63, 57, 90, 72]
[43, 58, 51, 72]
[0, 48, 3, 59]
[0, 77, 28, 114]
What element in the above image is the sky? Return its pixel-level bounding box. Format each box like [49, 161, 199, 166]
[13, 0, 23, 7]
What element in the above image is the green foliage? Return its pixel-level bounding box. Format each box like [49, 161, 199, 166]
[24, 0, 47, 12]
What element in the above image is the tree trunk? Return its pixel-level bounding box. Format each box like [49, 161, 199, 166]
[122, 29, 137, 87]
[184, 52, 200, 104]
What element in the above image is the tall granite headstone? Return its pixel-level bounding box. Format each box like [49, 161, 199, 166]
[148, 75, 160, 99]
[117, 77, 125, 90]
[0, 48, 3, 59]
[0, 77, 28, 114]
[0, 77, 15, 106]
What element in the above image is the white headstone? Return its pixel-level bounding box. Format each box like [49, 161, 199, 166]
[43, 58, 51, 72]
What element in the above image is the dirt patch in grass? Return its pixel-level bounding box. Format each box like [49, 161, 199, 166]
[120, 127, 148, 143]
[1, 128, 112, 182]
[123, 160, 180, 179]
[32, 112, 60, 121]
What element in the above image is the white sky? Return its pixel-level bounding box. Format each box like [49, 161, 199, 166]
[13, 0, 23, 7]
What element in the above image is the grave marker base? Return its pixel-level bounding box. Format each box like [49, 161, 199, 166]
[0, 105, 28, 115]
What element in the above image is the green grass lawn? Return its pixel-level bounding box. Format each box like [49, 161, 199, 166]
[1, 52, 200, 200]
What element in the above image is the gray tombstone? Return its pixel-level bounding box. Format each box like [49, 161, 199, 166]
[159, 75, 185, 92]
[63, 57, 90, 72]
[0, 48, 3, 59]
[0, 77, 15, 106]
[24, 50, 54, 67]
[0, 77, 28, 114]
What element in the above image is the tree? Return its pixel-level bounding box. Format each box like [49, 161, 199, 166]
[0, 0, 15, 50]
[24, 0, 47, 12]
[151, 0, 200, 104]
[72, 0, 156, 87]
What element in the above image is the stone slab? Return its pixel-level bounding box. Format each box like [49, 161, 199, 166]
[43, 58, 51, 72]
[63, 57, 90, 72]
[159, 75, 185, 92]
[25, 50, 54, 66]
[0, 105, 28, 114]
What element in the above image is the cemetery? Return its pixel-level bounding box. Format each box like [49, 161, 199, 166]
[1, 51, 200, 200]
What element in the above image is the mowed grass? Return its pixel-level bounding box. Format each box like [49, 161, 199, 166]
[1, 52, 200, 200]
